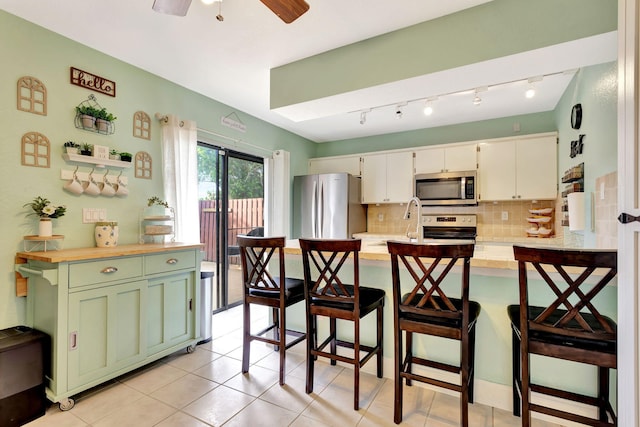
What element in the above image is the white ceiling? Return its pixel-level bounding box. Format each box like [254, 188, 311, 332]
[0, 0, 617, 143]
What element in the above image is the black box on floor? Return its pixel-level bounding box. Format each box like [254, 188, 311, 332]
[0, 326, 49, 427]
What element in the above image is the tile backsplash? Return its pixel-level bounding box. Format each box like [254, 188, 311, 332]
[366, 199, 561, 241]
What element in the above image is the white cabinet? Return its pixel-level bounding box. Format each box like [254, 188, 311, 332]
[414, 144, 477, 174]
[478, 134, 557, 201]
[361, 151, 413, 203]
[308, 155, 361, 176]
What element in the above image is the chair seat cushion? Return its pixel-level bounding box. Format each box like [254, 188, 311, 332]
[507, 304, 616, 353]
[312, 284, 385, 314]
[399, 294, 481, 328]
[249, 277, 305, 300]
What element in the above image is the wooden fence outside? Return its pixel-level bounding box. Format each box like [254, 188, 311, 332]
[199, 198, 264, 261]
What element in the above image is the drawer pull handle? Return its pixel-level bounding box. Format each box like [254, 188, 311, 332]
[101, 266, 118, 274]
[166, 258, 178, 265]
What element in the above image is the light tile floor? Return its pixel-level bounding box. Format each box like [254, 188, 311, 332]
[25, 305, 564, 427]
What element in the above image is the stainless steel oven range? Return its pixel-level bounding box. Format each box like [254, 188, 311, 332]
[419, 214, 477, 241]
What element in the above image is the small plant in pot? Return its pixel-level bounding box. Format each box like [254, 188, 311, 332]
[119, 151, 132, 162]
[80, 143, 93, 156]
[109, 149, 120, 160]
[95, 108, 117, 133]
[145, 196, 170, 217]
[64, 141, 80, 154]
[76, 105, 99, 129]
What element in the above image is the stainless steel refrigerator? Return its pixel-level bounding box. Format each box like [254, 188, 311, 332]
[293, 173, 367, 239]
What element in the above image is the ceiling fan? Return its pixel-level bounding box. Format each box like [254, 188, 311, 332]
[152, 0, 310, 24]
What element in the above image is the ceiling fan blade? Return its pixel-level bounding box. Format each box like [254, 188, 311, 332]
[152, 0, 193, 16]
[259, 0, 309, 24]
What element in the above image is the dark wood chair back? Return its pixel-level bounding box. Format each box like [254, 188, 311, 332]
[238, 235, 285, 296]
[511, 245, 618, 426]
[387, 241, 478, 426]
[514, 245, 618, 344]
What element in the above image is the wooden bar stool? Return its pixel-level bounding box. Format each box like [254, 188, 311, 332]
[387, 241, 479, 426]
[237, 235, 306, 386]
[509, 245, 618, 426]
[299, 238, 385, 410]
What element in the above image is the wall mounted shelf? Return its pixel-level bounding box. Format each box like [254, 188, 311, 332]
[62, 153, 132, 169]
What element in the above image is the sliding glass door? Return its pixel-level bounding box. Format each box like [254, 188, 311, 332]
[197, 143, 264, 312]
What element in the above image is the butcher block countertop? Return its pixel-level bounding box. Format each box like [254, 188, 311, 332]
[16, 242, 204, 263]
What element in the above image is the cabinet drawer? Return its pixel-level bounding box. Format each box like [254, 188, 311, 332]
[145, 251, 196, 275]
[68, 257, 143, 288]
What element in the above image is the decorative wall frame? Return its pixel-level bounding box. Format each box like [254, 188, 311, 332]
[135, 151, 152, 179]
[21, 132, 50, 168]
[133, 111, 151, 140]
[17, 76, 47, 115]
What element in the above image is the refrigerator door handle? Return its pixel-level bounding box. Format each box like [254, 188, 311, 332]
[319, 179, 324, 238]
[312, 180, 317, 238]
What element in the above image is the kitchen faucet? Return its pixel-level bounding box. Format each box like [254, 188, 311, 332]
[403, 197, 423, 243]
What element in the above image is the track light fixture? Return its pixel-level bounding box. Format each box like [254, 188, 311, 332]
[359, 111, 367, 125]
[423, 97, 437, 116]
[472, 91, 482, 106]
[525, 75, 543, 99]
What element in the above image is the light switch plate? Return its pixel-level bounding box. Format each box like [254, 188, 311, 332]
[501, 211, 509, 221]
[82, 208, 107, 223]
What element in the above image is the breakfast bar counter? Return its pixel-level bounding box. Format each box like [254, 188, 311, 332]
[282, 237, 617, 414]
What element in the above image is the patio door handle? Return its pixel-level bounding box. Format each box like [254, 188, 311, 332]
[618, 213, 640, 224]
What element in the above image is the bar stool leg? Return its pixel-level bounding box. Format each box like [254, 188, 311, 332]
[354, 317, 360, 410]
[306, 313, 315, 394]
[377, 305, 383, 378]
[598, 366, 610, 422]
[242, 300, 251, 374]
[468, 323, 477, 403]
[330, 317, 337, 366]
[394, 326, 403, 424]
[511, 326, 521, 416]
[405, 331, 413, 386]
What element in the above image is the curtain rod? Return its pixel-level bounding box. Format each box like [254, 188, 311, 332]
[155, 113, 273, 155]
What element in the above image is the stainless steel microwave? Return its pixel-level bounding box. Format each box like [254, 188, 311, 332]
[414, 170, 477, 206]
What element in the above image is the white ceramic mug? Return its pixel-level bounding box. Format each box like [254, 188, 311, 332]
[115, 178, 128, 196]
[83, 175, 100, 196]
[64, 174, 84, 195]
[101, 177, 116, 197]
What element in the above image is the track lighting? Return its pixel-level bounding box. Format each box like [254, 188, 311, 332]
[395, 106, 403, 119]
[423, 97, 437, 116]
[525, 76, 542, 99]
[472, 92, 482, 106]
[359, 111, 367, 125]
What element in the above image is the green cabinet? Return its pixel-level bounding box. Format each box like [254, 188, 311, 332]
[147, 273, 193, 356]
[68, 280, 146, 390]
[18, 244, 201, 410]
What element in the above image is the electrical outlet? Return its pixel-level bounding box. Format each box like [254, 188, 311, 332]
[377, 213, 384, 222]
[501, 211, 509, 221]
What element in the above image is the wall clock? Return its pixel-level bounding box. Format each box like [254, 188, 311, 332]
[571, 103, 582, 130]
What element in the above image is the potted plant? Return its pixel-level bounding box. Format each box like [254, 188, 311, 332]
[109, 149, 120, 160]
[145, 196, 170, 217]
[75, 105, 98, 129]
[80, 143, 92, 156]
[119, 151, 132, 162]
[63, 141, 80, 154]
[95, 108, 117, 133]
[24, 196, 66, 237]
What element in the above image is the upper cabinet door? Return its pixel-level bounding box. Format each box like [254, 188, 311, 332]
[478, 133, 557, 201]
[414, 144, 477, 174]
[361, 151, 413, 203]
[478, 141, 516, 201]
[308, 155, 361, 176]
[516, 136, 557, 200]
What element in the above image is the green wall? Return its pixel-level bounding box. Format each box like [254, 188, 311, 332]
[271, 0, 617, 109]
[0, 10, 314, 328]
[555, 62, 618, 247]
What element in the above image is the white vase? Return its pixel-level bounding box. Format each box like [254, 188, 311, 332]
[38, 218, 52, 237]
[95, 222, 118, 247]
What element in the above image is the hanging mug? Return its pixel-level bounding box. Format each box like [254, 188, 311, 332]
[83, 173, 100, 196]
[101, 176, 116, 197]
[115, 177, 129, 197]
[64, 172, 84, 195]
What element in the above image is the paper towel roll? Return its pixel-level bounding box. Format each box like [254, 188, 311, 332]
[567, 192, 585, 231]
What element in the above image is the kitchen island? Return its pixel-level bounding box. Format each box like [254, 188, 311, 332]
[283, 237, 617, 416]
[15, 242, 203, 410]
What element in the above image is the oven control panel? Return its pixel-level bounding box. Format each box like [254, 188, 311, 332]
[420, 214, 477, 227]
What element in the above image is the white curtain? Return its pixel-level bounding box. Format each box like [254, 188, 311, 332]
[159, 115, 200, 243]
[265, 149, 290, 238]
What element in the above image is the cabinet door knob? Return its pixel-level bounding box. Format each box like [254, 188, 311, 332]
[101, 266, 118, 274]
[166, 258, 178, 264]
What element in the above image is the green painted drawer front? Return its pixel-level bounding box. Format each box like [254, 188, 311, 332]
[145, 251, 196, 275]
[68, 256, 143, 288]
